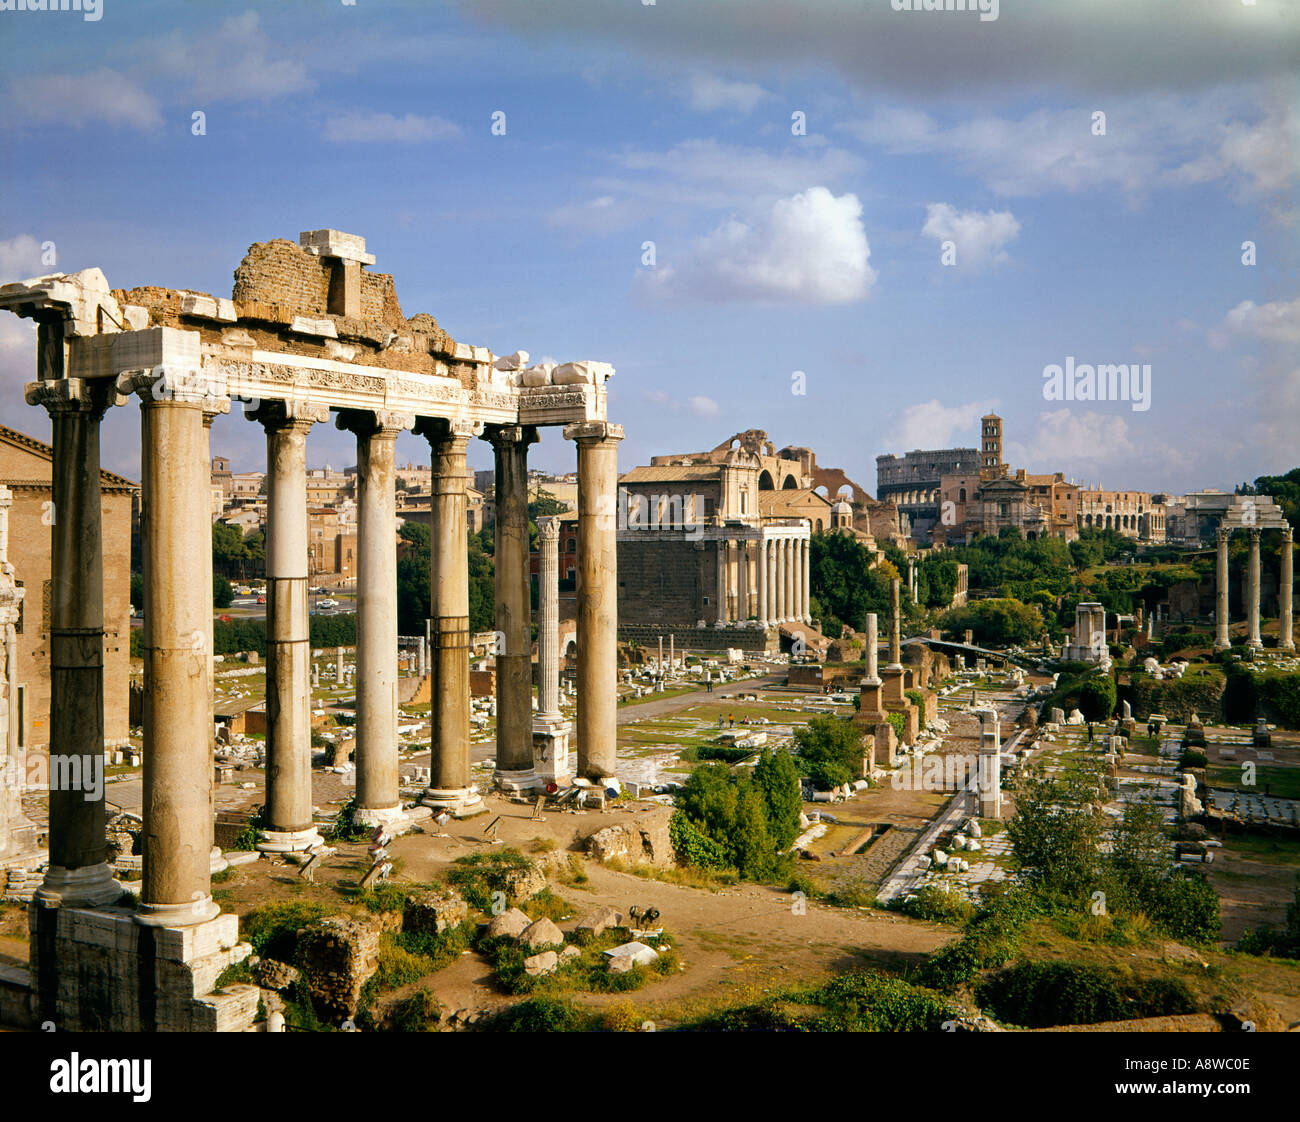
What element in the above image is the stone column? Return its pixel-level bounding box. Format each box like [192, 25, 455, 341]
[564, 421, 624, 781]
[1280, 528, 1295, 651]
[486, 424, 538, 791]
[715, 539, 729, 623]
[1214, 525, 1231, 652]
[418, 418, 481, 814]
[865, 613, 880, 682]
[977, 708, 1002, 819]
[26, 378, 120, 908]
[254, 401, 328, 852]
[737, 539, 749, 620]
[202, 404, 229, 876]
[119, 370, 222, 925]
[533, 517, 571, 784]
[1246, 528, 1262, 650]
[772, 538, 783, 622]
[889, 577, 902, 665]
[785, 538, 796, 627]
[795, 535, 806, 624]
[757, 536, 768, 627]
[338, 409, 413, 825]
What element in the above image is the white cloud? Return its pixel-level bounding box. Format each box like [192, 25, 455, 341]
[7, 69, 162, 130]
[1009, 410, 1138, 465]
[687, 74, 769, 114]
[844, 90, 1300, 202]
[154, 12, 312, 103]
[547, 195, 646, 235]
[688, 395, 720, 417]
[642, 187, 876, 305]
[895, 399, 996, 449]
[1218, 297, 1300, 345]
[324, 111, 461, 144]
[0, 235, 48, 284]
[920, 203, 1020, 271]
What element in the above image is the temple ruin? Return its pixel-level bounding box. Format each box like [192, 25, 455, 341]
[0, 229, 622, 1030]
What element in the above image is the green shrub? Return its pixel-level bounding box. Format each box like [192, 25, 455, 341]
[447, 848, 536, 911]
[242, 901, 330, 961]
[890, 885, 976, 926]
[975, 960, 1196, 1028]
[328, 797, 374, 843]
[480, 998, 594, 1032]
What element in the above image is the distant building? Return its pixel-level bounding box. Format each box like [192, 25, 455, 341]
[877, 444, 979, 542]
[1077, 488, 1164, 542]
[0, 424, 136, 754]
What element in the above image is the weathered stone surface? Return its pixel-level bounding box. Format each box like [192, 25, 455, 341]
[558, 945, 581, 963]
[297, 914, 382, 1021]
[574, 905, 620, 939]
[519, 917, 564, 950]
[252, 958, 300, 991]
[523, 950, 558, 977]
[485, 907, 531, 940]
[584, 806, 676, 867]
[403, 888, 468, 936]
[502, 861, 547, 902]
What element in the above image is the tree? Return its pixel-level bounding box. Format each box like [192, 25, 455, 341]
[211, 521, 248, 577]
[792, 716, 867, 790]
[676, 762, 789, 880]
[1006, 760, 1106, 904]
[213, 575, 233, 609]
[753, 748, 803, 851]
[938, 598, 1043, 647]
[1076, 675, 1117, 722]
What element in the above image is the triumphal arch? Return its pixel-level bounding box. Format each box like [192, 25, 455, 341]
[0, 229, 621, 1029]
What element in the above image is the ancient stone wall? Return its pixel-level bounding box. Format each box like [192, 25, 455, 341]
[232, 239, 331, 316]
[617, 536, 709, 627]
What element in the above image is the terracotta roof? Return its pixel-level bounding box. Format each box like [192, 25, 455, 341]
[620, 464, 721, 483]
[759, 488, 831, 514]
[0, 424, 138, 489]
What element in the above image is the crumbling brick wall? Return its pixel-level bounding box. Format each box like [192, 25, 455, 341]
[232, 239, 331, 316]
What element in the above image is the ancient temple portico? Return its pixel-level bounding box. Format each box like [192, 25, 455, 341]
[1212, 496, 1292, 653]
[0, 230, 621, 1030]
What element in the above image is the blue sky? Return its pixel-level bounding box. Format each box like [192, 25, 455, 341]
[1, 0, 1297, 496]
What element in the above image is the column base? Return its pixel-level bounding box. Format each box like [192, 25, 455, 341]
[34, 862, 123, 909]
[421, 786, 486, 818]
[1213, 636, 1231, 652]
[533, 720, 573, 788]
[1281, 640, 1297, 652]
[209, 845, 230, 875]
[494, 767, 539, 794]
[256, 827, 323, 854]
[135, 894, 222, 928]
[353, 804, 410, 830]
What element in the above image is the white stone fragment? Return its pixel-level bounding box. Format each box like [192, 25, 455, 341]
[552, 360, 615, 385]
[289, 315, 338, 339]
[522, 363, 555, 387]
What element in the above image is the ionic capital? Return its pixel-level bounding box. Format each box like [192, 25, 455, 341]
[115, 366, 229, 409]
[415, 415, 481, 453]
[483, 423, 540, 450]
[336, 408, 416, 440]
[248, 398, 331, 433]
[563, 421, 624, 445]
[25, 377, 114, 418]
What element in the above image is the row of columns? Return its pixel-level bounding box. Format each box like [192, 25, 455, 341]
[716, 534, 811, 627]
[1214, 525, 1295, 653]
[26, 351, 624, 922]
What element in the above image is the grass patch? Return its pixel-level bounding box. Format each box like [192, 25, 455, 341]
[478, 926, 679, 997]
[241, 900, 331, 961]
[447, 848, 536, 911]
[603, 856, 739, 891]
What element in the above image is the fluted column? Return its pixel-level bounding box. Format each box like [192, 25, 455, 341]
[784, 537, 796, 626]
[757, 536, 769, 627]
[338, 409, 413, 825]
[1247, 528, 1262, 650]
[254, 400, 328, 852]
[737, 539, 749, 620]
[1281, 527, 1295, 652]
[418, 418, 481, 812]
[202, 404, 229, 875]
[715, 539, 729, 623]
[865, 613, 880, 682]
[1214, 525, 1231, 652]
[119, 369, 224, 925]
[486, 424, 538, 788]
[802, 535, 812, 624]
[26, 376, 120, 908]
[565, 421, 624, 780]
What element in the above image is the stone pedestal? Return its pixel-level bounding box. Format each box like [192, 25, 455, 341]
[976, 708, 1002, 819]
[29, 903, 257, 1032]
